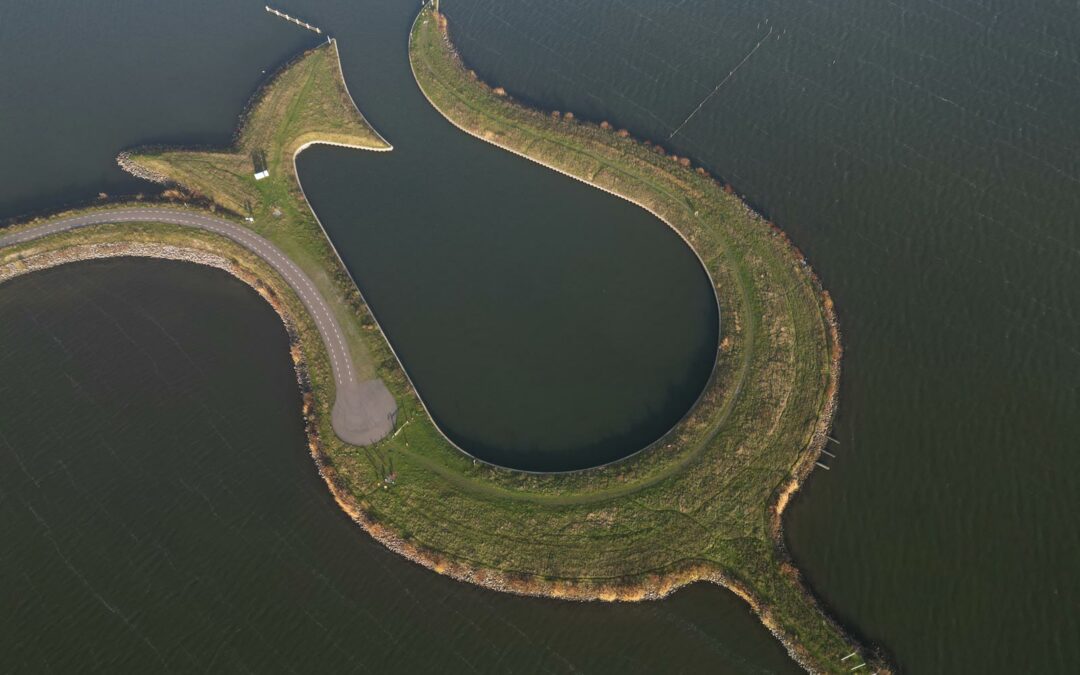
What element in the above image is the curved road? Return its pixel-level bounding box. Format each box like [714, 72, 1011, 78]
[0, 207, 397, 445]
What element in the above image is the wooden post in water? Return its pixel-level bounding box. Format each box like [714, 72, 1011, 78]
[265, 5, 323, 35]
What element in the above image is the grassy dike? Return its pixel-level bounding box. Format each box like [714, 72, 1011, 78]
[0, 22, 889, 673]
[404, 7, 888, 673]
[119, 39, 391, 382]
[0, 221, 338, 454]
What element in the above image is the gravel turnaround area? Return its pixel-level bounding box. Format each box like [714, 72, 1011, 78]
[0, 207, 397, 445]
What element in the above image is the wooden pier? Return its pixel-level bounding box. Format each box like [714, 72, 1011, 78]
[265, 6, 322, 34]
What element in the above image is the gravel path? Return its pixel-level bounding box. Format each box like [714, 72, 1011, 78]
[0, 207, 397, 445]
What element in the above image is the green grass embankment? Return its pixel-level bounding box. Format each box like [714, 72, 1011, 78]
[391, 8, 887, 673]
[121, 40, 390, 382]
[3, 21, 888, 672]
[0, 222, 336, 419]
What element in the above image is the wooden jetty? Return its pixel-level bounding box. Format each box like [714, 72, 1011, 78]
[265, 6, 322, 34]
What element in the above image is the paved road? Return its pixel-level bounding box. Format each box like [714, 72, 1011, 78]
[0, 207, 397, 445]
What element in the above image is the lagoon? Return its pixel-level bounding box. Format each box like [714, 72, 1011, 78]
[2, 0, 1078, 672]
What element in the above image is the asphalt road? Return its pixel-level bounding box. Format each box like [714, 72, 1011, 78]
[0, 207, 397, 446]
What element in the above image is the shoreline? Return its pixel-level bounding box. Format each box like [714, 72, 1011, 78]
[1, 18, 886, 672]
[0, 207, 396, 447]
[397, 17, 726, 478]
[405, 8, 885, 672]
[0, 225, 844, 674]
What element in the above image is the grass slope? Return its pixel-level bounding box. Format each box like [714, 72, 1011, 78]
[394, 8, 887, 673]
[11, 23, 890, 673]
[123, 40, 390, 381]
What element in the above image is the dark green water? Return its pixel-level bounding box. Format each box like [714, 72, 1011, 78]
[295, 27, 718, 470]
[0, 259, 795, 672]
[439, 0, 1080, 671]
[2, 0, 719, 473]
[2, 0, 1078, 672]
[297, 144, 716, 471]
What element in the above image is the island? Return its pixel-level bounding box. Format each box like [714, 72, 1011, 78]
[0, 10, 888, 673]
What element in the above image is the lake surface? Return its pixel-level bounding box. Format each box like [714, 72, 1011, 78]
[1, 0, 1078, 672]
[440, 0, 1080, 671]
[297, 139, 716, 471]
[0, 259, 796, 672]
[2, 0, 719, 473]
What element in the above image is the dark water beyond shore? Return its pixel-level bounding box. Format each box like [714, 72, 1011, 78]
[2, 0, 718, 473]
[2, 0, 1078, 672]
[0, 259, 794, 672]
[437, 0, 1080, 670]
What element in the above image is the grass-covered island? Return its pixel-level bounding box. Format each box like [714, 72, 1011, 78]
[0, 17, 888, 674]
[405, 8, 886, 673]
